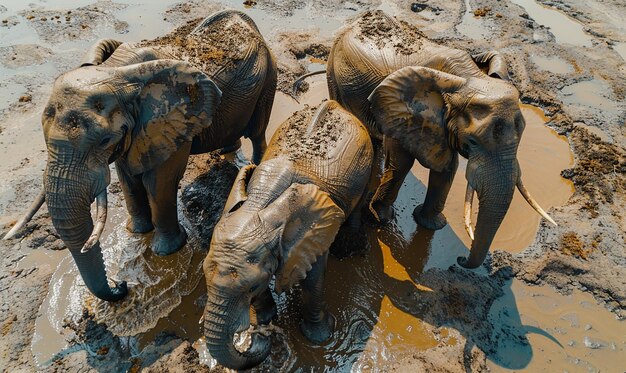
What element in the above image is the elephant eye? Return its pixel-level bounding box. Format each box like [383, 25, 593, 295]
[467, 137, 478, 147]
[249, 284, 260, 293]
[246, 254, 259, 264]
[99, 136, 112, 147]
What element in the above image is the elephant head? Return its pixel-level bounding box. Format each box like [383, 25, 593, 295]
[368, 66, 555, 269]
[202, 163, 344, 369]
[4, 48, 222, 301]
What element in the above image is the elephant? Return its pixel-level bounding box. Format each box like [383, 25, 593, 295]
[201, 100, 373, 369]
[325, 11, 556, 269]
[2, 10, 277, 301]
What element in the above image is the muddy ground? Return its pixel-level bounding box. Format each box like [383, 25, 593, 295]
[0, 0, 625, 372]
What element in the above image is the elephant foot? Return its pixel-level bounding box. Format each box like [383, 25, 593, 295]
[413, 204, 447, 230]
[457, 256, 481, 269]
[217, 139, 242, 155]
[108, 281, 129, 302]
[151, 225, 187, 256]
[300, 312, 336, 344]
[126, 216, 154, 234]
[368, 200, 394, 225]
[95, 281, 128, 302]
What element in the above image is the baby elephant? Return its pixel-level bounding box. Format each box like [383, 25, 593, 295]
[202, 100, 373, 369]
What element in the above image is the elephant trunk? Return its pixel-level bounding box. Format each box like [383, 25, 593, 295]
[203, 287, 271, 370]
[45, 161, 127, 301]
[459, 156, 519, 269]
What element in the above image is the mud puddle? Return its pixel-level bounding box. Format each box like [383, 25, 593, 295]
[456, 0, 492, 39]
[509, 0, 593, 47]
[530, 54, 574, 74]
[488, 281, 626, 372]
[561, 78, 622, 116]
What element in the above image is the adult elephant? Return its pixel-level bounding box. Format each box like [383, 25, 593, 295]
[202, 100, 373, 369]
[326, 11, 555, 269]
[3, 10, 277, 301]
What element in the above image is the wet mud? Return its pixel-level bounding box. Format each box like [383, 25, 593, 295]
[0, 0, 625, 372]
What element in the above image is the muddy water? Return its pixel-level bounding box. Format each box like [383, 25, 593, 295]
[530, 54, 574, 74]
[561, 78, 622, 116]
[509, 0, 593, 47]
[456, 0, 492, 39]
[488, 282, 626, 372]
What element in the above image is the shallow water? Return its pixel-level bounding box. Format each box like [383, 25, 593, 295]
[456, 0, 492, 39]
[530, 54, 574, 74]
[561, 78, 621, 116]
[509, 0, 593, 47]
[489, 282, 626, 372]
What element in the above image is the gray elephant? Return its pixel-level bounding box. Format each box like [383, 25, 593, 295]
[202, 100, 373, 369]
[3, 10, 277, 301]
[325, 11, 555, 269]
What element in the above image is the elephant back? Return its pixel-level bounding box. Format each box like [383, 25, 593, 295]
[141, 10, 266, 80]
[263, 101, 373, 214]
[328, 11, 485, 138]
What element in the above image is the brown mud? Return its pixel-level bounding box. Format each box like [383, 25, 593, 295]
[1, 0, 625, 372]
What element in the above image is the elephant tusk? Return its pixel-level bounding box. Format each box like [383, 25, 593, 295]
[3, 189, 45, 240]
[81, 190, 108, 253]
[516, 179, 557, 226]
[463, 183, 475, 241]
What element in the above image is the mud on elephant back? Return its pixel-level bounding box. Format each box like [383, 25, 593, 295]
[2, 9, 277, 302]
[325, 10, 556, 269]
[201, 100, 373, 370]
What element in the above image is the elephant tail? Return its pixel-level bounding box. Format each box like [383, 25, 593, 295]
[292, 69, 327, 101]
[3, 188, 45, 240]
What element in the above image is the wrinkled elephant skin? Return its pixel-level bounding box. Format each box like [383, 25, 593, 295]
[5, 10, 277, 302]
[202, 101, 373, 369]
[326, 11, 554, 269]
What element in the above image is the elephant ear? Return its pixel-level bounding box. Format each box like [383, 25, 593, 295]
[81, 39, 123, 67]
[260, 183, 345, 293]
[472, 51, 510, 81]
[368, 66, 466, 172]
[223, 164, 256, 214]
[117, 59, 222, 175]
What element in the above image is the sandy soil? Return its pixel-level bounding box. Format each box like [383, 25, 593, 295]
[0, 0, 625, 372]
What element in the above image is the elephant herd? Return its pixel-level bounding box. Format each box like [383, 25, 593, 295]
[3, 9, 556, 370]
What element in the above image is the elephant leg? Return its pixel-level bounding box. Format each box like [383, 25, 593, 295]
[142, 142, 190, 256]
[250, 135, 267, 166]
[216, 138, 242, 155]
[414, 155, 458, 230]
[300, 252, 335, 344]
[247, 73, 276, 165]
[331, 192, 370, 258]
[369, 136, 414, 224]
[252, 287, 277, 325]
[115, 161, 154, 234]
